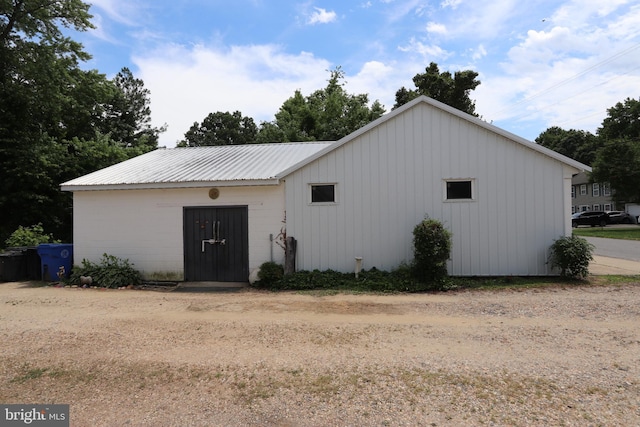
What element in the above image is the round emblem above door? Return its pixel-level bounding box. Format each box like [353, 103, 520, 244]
[208, 188, 220, 200]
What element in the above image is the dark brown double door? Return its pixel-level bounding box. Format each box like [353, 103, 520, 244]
[184, 206, 248, 282]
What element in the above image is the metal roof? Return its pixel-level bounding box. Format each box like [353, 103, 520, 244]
[61, 142, 333, 191]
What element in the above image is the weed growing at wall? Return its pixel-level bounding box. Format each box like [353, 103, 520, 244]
[71, 254, 142, 288]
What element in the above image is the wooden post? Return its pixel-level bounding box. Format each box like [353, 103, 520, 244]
[284, 236, 296, 275]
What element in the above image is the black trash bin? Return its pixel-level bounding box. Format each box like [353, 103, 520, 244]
[5, 246, 41, 281]
[0, 251, 26, 282]
[24, 247, 42, 280]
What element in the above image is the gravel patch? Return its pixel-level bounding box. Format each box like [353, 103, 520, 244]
[1, 281, 639, 426]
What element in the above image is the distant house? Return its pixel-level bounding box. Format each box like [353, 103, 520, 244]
[571, 171, 615, 213]
[62, 96, 590, 281]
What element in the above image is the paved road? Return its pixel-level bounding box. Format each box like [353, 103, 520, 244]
[583, 236, 640, 262]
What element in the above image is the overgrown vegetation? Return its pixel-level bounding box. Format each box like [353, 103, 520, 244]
[548, 235, 595, 280]
[254, 218, 454, 292]
[4, 223, 59, 248]
[70, 254, 142, 289]
[255, 261, 284, 287]
[255, 266, 405, 292]
[252, 266, 586, 293]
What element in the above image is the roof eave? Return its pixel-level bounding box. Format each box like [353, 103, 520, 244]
[61, 178, 282, 192]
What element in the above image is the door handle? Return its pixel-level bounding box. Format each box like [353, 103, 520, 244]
[202, 238, 216, 252]
[201, 221, 226, 252]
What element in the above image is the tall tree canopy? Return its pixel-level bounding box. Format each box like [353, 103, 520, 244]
[535, 127, 601, 166]
[591, 97, 640, 204]
[597, 97, 640, 141]
[106, 67, 166, 149]
[393, 62, 481, 116]
[257, 67, 385, 142]
[0, 1, 160, 243]
[536, 97, 640, 204]
[179, 111, 258, 147]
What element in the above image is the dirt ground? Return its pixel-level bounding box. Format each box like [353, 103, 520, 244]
[1, 280, 639, 426]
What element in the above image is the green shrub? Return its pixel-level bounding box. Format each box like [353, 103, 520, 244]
[4, 223, 59, 248]
[252, 266, 427, 293]
[411, 217, 452, 289]
[548, 235, 594, 279]
[255, 262, 284, 288]
[70, 253, 142, 288]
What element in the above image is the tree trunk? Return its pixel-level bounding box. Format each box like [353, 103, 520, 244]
[284, 236, 296, 275]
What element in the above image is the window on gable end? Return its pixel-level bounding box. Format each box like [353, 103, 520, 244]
[445, 179, 475, 201]
[310, 184, 336, 204]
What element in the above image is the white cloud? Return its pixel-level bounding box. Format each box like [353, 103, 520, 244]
[471, 44, 487, 61]
[87, 0, 141, 26]
[436, 0, 519, 40]
[552, 0, 631, 26]
[133, 43, 331, 146]
[134, 42, 422, 146]
[383, 0, 424, 23]
[426, 21, 447, 35]
[398, 37, 451, 60]
[348, 61, 399, 107]
[474, 2, 640, 138]
[86, 0, 639, 145]
[86, 13, 113, 42]
[307, 7, 337, 25]
[440, 0, 462, 9]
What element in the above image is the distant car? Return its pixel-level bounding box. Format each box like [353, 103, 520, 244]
[572, 211, 610, 228]
[606, 211, 637, 224]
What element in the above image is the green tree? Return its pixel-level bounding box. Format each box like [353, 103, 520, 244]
[598, 97, 640, 140]
[0, 1, 153, 243]
[394, 62, 481, 116]
[0, 0, 95, 242]
[179, 111, 258, 146]
[259, 90, 316, 142]
[257, 67, 385, 142]
[591, 98, 640, 204]
[535, 126, 600, 165]
[105, 67, 165, 150]
[591, 138, 640, 204]
[255, 121, 287, 143]
[59, 69, 121, 141]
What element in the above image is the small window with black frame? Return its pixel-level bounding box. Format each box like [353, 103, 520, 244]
[445, 180, 474, 200]
[311, 184, 336, 203]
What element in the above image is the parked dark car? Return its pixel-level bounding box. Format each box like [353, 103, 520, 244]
[606, 211, 637, 224]
[572, 211, 609, 228]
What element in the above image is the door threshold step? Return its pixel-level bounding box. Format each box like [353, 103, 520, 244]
[178, 281, 248, 288]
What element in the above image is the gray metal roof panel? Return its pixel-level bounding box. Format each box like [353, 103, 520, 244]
[61, 142, 333, 190]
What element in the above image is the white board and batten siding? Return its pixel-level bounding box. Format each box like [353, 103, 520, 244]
[285, 101, 579, 276]
[73, 185, 285, 280]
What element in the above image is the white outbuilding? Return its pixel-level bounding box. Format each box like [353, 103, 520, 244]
[61, 96, 590, 281]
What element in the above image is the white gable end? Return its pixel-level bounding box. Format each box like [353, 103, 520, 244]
[284, 100, 583, 276]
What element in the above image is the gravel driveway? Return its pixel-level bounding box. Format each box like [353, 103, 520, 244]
[1, 281, 639, 426]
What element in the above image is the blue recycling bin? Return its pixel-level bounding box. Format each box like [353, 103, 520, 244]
[37, 244, 73, 281]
